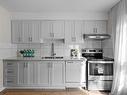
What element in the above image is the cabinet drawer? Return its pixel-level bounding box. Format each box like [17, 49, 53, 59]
[4, 76, 17, 86]
[88, 80, 112, 90]
[5, 69, 17, 76]
[5, 62, 17, 67]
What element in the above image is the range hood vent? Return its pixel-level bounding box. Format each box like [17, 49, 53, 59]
[83, 34, 110, 40]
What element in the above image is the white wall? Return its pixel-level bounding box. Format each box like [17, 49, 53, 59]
[0, 6, 16, 91]
[10, 12, 108, 20]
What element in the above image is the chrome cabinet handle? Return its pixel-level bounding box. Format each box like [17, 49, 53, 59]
[72, 37, 76, 42]
[30, 37, 32, 42]
[29, 37, 32, 42]
[28, 37, 31, 42]
[52, 33, 54, 37]
[93, 28, 96, 33]
[24, 63, 25, 68]
[18, 37, 21, 42]
[95, 28, 97, 33]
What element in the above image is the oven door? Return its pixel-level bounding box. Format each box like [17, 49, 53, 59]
[88, 61, 113, 81]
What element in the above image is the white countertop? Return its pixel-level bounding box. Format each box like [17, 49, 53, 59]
[3, 56, 86, 61]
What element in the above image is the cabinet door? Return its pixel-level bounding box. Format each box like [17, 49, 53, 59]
[53, 21, 65, 39]
[30, 21, 41, 43]
[41, 20, 53, 39]
[51, 61, 65, 86]
[65, 20, 75, 44]
[22, 21, 31, 43]
[66, 61, 86, 83]
[18, 62, 34, 86]
[11, 20, 22, 43]
[75, 20, 83, 43]
[36, 61, 49, 86]
[65, 20, 83, 44]
[3, 61, 18, 86]
[83, 20, 96, 34]
[95, 20, 107, 34]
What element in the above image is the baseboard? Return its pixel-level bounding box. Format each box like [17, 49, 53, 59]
[0, 87, 6, 95]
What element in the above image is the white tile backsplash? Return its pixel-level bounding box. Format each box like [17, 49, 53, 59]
[16, 40, 102, 57]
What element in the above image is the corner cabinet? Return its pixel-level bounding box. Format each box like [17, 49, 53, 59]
[65, 60, 86, 87]
[3, 60, 65, 88]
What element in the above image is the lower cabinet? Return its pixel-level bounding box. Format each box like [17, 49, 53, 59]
[51, 61, 65, 87]
[65, 61, 86, 87]
[3, 61, 18, 86]
[3, 60, 65, 88]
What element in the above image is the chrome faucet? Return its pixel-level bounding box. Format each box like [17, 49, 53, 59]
[51, 43, 56, 57]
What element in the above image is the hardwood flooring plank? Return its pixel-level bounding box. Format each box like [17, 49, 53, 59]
[2, 89, 109, 95]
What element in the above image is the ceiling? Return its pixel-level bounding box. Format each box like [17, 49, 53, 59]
[0, 0, 120, 13]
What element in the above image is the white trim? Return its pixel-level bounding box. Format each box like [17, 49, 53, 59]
[0, 87, 5, 92]
[5, 87, 65, 89]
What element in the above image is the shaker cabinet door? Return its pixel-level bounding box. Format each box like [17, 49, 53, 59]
[11, 20, 22, 43]
[41, 20, 52, 39]
[51, 61, 65, 86]
[30, 21, 41, 43]
[36, 62, 50, 86]
[52, 21, 65, 39]
[18, 61, 35, 86]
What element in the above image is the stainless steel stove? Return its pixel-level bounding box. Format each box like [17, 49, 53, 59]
[82, 48, 114, 91]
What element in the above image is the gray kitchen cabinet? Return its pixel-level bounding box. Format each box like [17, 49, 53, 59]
[22, 20, 41, 43]
[41, 20, 52, 39]
[65, 20, 83, 44]
[83, 20, 107, 34]
[41, 20, 65, 40]
[36, 61, 49, 86]
[52, 21, 65, 39]
[66, 61, 86, 87]
[4, 60, 65, 88]
[18, 61, 35, 86]
[11, 20, 41, 43]
[11, 20, 23, 43]
[3, 61, 18, 86]
[51, 61, 65, 87]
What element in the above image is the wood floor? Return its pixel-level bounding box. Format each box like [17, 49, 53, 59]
[1, 89, 109, 95]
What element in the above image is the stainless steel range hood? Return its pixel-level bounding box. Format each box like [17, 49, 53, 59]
[83, 34, 110, 40]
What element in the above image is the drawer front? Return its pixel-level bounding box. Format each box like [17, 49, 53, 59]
[5, 69, 17, 76]
[4, 76, 17, 86]
[88, 80, 112, 90]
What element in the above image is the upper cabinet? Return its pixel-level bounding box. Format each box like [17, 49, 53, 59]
[11, 20, 107, 44]
[11, 20, 41, 44]
[65, 20, 83, 44]
[41, 20, 65, 40]
[83, 20, 107, 34]
[11, 20, 23, 44]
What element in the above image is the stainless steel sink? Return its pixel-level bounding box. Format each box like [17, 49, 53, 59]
[42, 56, 64, 59]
